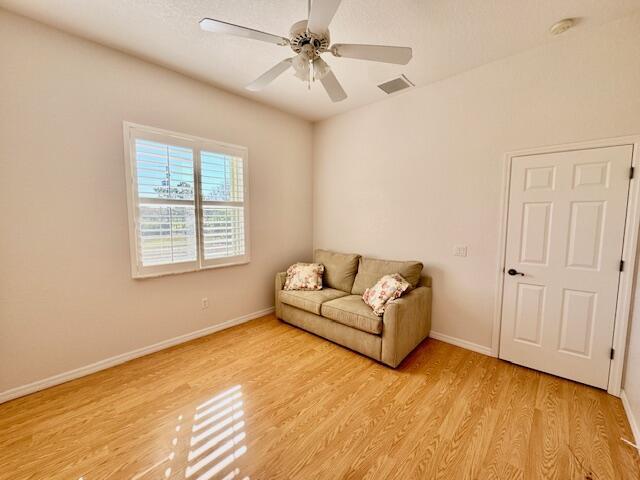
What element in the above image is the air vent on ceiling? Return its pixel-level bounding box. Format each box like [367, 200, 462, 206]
[377, 75, 414, 95]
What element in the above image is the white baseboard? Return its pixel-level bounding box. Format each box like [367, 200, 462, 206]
[0, 307, 274, 404]
[621, 389, 640, 451]
[429, 330, 495, 357]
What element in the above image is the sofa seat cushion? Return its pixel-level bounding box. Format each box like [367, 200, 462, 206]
[321, 295, 383, 335]
[279, 288, 348, 315]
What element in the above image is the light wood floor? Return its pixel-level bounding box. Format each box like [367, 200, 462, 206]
[1, 315, 639, 480]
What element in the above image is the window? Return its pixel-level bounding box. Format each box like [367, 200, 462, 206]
[123, 123, 249, 278]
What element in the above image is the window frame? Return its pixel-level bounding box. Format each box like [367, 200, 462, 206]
[123, 122, 250, 279]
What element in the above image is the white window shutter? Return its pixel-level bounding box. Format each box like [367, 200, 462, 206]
[200, 152, 248, 265]
[123, 123, 249, 278]
[134, 139, 197, 268]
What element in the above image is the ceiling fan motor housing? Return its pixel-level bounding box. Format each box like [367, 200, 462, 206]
[289, 20, 330, 58]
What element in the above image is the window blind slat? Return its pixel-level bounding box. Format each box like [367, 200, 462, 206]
[199, 150, 245, 261]
[201, 204, 245, 260]
[135, 138, 197, 267]
[200, 151, 244, 203]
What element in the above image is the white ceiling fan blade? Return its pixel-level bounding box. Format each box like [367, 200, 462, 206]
[307, 0, 342, 34]
[317, 62, 347, 102]
[331, 44, 412, 65]
[200, 18, 289, 46]
[246, 58, 293, 91]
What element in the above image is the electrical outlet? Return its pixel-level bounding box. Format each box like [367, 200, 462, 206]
[454, 246, 468, 257]
[201, 297, 209, 309]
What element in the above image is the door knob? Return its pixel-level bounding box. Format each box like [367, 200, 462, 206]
[507, 268, 525, 276]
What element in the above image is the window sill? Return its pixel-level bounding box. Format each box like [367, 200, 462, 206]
[132, 258, 250, 279]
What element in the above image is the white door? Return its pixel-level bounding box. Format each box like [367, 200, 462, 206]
[499, 145, 633, 389]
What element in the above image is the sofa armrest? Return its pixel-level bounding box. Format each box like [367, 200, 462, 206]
[381, 286, 432, 367]
[275, 271, 287, 290]
[275, 271, 287, 318]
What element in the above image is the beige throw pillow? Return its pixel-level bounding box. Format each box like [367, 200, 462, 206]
[283, 263, 325, 291]
[362, 273, 411, 316]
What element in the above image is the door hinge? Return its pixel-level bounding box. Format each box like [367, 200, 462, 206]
[620, 260, 625, 272]
[631, 167, 635, 179]
[610, 348, 615, 360]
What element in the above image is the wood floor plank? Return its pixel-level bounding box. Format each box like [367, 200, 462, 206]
[0, 315, 638, 480]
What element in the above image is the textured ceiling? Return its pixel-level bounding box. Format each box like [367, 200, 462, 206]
[2, 0, 639, 121]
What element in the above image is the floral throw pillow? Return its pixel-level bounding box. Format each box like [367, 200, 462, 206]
[284, 263, 325, 291]
[362, 273, 411, 316]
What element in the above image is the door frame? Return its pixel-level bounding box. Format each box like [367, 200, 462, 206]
[492, 135, 640, 396]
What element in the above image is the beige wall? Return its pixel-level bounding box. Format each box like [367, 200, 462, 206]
[0, 10, 313, 393]
[313, 13, 640, 351]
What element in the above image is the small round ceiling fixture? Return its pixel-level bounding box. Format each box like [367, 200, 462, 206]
[549, 18, 575, 35]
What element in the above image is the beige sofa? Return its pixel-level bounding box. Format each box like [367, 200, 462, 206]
[275, 249, 432, 367]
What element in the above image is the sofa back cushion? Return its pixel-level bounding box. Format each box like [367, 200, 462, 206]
[351, 256, 423, 295]
[314, 249, 361, 292]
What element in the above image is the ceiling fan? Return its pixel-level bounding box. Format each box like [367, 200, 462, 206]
[199, 0, 413, 102]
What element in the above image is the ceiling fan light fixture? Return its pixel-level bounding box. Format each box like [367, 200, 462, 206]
[549, 18, 575, 35]
[313, 58, 331, 80]
[292, 53, 311, 81]
[294, 67, 310, 82]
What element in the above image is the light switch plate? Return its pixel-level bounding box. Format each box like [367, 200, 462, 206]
[454, 246, 468, 257]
